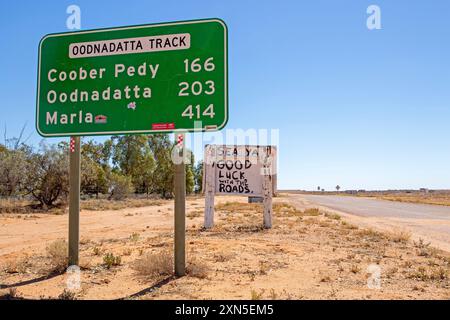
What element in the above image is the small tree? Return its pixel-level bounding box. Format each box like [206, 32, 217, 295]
[0, 149, 29, 196]
[317, 186, 321, 192]
[194, 161, 204, 193]
[186, 164, 195, 194]
[108, 172, 133, 200]
[336, 185, 341, 192]
[111, 135, 155, 194]
[148, 134, 174, 198]
[81, 156, 108, 198]
[24, 145, 69, 208]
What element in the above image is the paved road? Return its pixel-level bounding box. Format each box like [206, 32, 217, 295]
[291, 194, 450, 251]
[299, 195, 450, 220]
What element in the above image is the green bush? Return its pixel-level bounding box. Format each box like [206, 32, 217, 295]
[108, 173, 133, 200]
[103, 253, 121, 269]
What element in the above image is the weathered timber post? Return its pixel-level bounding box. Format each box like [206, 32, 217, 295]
[204, 145, 216, 229]
[263, 146, 273, 228]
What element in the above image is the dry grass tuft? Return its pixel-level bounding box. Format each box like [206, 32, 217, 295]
[408, 266, 448, 281]
[350, 264, 361, 274]
[4, 257, 31, 274]
[324, 212, 341, 220]
[357, 228, 384, 241]
[213, 253, 234, 262]
[413, 238, 439, 257]
[273, 203, 300, 216]
[0, 199, 65, 215]
[92, 246, 103, 256]
[302, 208, 321, 216]
[341, 221, 358, 230]
[187, 210, 202, 219]
[81, 198, 164, 211]
[46, 240, 67, 273]
[129, 232, 140, 242]
[215, 202, 262, 212]
[0, 199, 33, 214]
[386, 230, 411, 243]
[132, 250, 173, 278]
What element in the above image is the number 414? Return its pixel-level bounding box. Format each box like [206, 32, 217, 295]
[182, 104, 215, 119]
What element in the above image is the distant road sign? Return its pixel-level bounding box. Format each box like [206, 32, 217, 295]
[36, 18, 228, 137]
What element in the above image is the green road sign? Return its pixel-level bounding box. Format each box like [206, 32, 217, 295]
[36, 18, 228, 137]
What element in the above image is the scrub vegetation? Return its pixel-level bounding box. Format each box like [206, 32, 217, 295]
[0, 133, 202, 214]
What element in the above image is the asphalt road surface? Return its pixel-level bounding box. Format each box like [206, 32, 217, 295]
[292, 194, 450, 251]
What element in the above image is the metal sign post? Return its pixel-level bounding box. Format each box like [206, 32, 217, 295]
[68, 136, 81, 266]
[174, 134, 186, 276]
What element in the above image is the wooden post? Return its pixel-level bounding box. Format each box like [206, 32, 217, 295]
[174, 134, 186, 276]
[68, 136, 81, 266]
[263, 146, 273, 228]
[204, 145, 215, 229]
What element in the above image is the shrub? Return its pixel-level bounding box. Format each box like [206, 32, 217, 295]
[103, 253, 121, 269]
[24, 145, 69, 209]
[92, 246, 102, 256]
[0, 149, 29, 197]
[108, 172, 133, 200]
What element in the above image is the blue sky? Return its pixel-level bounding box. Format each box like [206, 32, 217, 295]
[1, 0, 450, 190]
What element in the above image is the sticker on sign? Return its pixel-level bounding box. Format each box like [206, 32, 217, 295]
[36, 18, 228, 137]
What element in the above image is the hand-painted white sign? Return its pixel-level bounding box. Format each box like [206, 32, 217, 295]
[203, 145, 277, 229]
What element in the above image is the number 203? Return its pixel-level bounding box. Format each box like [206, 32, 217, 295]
[178, 80, 215, 96]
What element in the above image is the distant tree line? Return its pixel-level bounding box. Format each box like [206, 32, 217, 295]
[0, 134, 203, 209]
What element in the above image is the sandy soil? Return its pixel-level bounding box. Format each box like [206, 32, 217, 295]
[0, 195, 449, 300]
